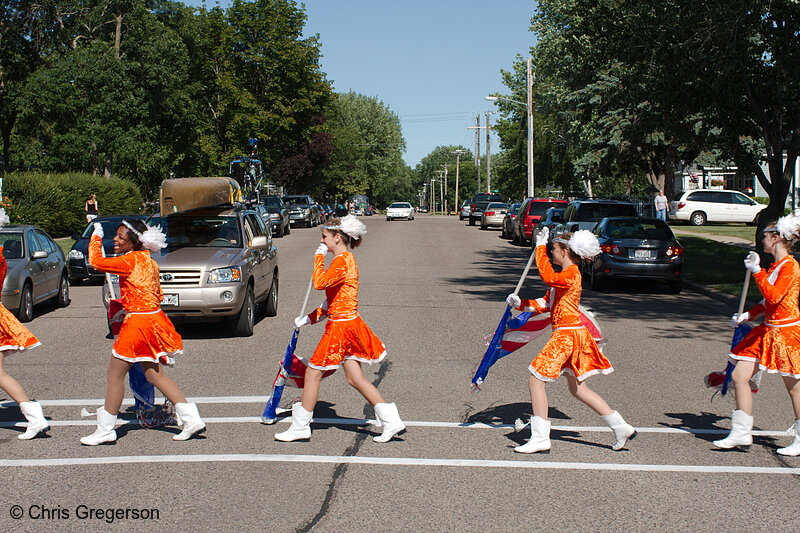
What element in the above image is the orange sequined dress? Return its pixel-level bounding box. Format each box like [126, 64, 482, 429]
[88, 235, 182, 366]
[730, 256, 800, 377]
[304, 251, 386, 371]
[0, 247, 40, 352]
[515, 246, 613, 381]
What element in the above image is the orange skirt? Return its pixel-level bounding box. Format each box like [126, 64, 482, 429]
[530, 326, 613, 381]
[112, 310, 183, 366]
[0, 304, 40, 352]
[730, 323, 800, 378]
[308, 316, 386, 371]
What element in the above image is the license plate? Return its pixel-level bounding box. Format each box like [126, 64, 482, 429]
[161, 294, 179, 306]
[633, 249, 652, 259]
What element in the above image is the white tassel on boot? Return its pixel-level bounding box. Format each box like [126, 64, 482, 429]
[713, 409, 753, 449]
[80, 408, 117, 446]
[18, 401, 49, 440]
[373, 403, 405, 443]
[173, 403, 206, 441]
[777, 420, 800, 456]
[601, 410, 637, 451]
[275, 403, 313, 442]
[514, 416, 551, 454]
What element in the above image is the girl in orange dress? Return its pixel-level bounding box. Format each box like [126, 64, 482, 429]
[506, 227, 636, 453]
[275, 215, 405, 443]
[715, 214, 800, 454]
[81, 219, 205, 445]
[0, 211, 49, 440]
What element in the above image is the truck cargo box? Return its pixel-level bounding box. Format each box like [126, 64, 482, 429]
[159, 177, 242, 217]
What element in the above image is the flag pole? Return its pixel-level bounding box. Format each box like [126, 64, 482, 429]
[737, 270, 751, 317]
[721, 269, 752, 396]
[513, 247, 537, 298]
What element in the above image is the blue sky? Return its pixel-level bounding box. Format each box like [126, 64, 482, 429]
[182, 1, 536, 167]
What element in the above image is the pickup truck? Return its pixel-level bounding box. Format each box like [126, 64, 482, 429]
[468, 192, 503, 226]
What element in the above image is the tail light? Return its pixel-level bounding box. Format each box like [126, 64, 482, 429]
[485, 211, 495, 216]
[678, 202, 686, 209]
[665, 245, 683, 257]
[601, 244, 622, 255]
[510, 215, 516, 219]
[471, 203, 476, 210]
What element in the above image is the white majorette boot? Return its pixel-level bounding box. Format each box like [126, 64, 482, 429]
[275, 403, 313, 442]
[777, 420, 800, 456]
[514, 416, 551, 454]
[601, 411, 637, 451]
[173, 403, 206, 441]
[713, 409, 753, 449]
[18, 401, 49, 440]
[80, 408, 118, 446]
[373, 403, 405, 443]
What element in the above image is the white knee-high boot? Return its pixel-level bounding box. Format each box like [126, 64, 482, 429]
[713, 409, 753, 449]
[514, 416, 551, 454]
[373, 403, 405, 443]
[777, 420, 800, 456]
[275, 403, 313, 442]
[80, 408, 118, 446]
[173, 403, 206, 441]
[18, 401, 49, 440]
[601, 411, 637, 451]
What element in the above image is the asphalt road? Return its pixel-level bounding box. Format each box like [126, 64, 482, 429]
[1, 214, 798, 532]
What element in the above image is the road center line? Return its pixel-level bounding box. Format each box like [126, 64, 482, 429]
[1, 453, 799, 475]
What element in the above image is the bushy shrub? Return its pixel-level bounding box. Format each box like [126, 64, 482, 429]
[2, 171, 143, 237]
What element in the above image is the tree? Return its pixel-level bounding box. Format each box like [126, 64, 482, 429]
[415, 145, 477, 210]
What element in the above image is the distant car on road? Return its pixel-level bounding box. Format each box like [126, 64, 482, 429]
[556, 199, 639, 234]
[669, 189, 766, 226]
[386, 202, 415, 221]
[531, 207, 565, 247]
[261, 195, 290, 237]
[480, 202, 509, 230]
[501, 203, 521, 239]
[513, 198, 569, 245]
[469, 192, 503, 226]
[283, 195, 319, 228]
[1, 225, 70, 322]
[459, 200, 471, 221]
[68, 215, 148, 284]
[583, 217, 683, 293]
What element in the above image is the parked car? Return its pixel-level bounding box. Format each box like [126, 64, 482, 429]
[67, 215, 147, 284]
[283, 195, 319, 228]
[531, 207, 565, 246]
[583, 217, 683, 293]
[469, 192, 503, 226]
[513, 198, 569, 245]
[459, 200, 471, 221]
[1, 225, 70, 322]
[261, 195, 290, 237]
[556, 199, 639, 234]
[669, 189, 766, 226]
[501, 203, 521, 238]
[386, 202, 415, 221]
[480, 202, 510, 230]
[333, 204, 349, 217]
[250, 203, 273, 235]
[105, 205, 279, 336]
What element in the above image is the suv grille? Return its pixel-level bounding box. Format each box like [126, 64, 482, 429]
[160, 269, 202, 287]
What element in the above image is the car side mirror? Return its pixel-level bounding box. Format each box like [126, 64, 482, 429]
[251, 235, 268, 249]
[32, 250, 48, 259]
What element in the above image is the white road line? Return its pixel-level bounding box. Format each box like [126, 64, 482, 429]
[0, 396, 268, 407]
[0, 453, 799, 475]
[0, 416, 792, 437]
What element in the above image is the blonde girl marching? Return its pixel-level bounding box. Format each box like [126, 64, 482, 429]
[715, 214, 800, 454]
[275, 215, 405, 443]
[506, 227, 636, 453]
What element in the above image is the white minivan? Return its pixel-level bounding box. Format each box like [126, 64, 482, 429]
[669, 189, 766, 226]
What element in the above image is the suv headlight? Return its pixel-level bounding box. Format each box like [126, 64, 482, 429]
[303, 208, 310, 215]
[208, 266, 242, 284]
[270, 213, 280, 219]
[68, 249, 84, 260]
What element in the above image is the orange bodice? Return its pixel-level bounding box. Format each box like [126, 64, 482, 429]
[308, 252, 359, 322]
[518, 245, 583, 328]
[747, 256, 800, 325]
[88, 235, 163, 312]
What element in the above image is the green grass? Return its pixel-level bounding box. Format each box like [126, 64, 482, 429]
[55, 237, 74, 256]
[680, 235, 760, 302]
[672, 223, 757, 242]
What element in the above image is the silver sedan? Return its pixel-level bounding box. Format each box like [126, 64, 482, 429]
[480, 202, 510, 230]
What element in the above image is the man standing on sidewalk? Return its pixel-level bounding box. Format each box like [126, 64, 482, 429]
[655, 190, 669, 222]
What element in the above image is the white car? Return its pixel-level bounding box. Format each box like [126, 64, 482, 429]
[669, 189, 766, 226]
[386, 202, 415, 221]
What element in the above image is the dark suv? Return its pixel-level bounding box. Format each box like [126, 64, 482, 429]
[512, 197, 569, 245]
[283, 195, 319, 228]
[469, 192, 503, 226]
[262, 195, 290, 237]
[556, 199, 639, 233]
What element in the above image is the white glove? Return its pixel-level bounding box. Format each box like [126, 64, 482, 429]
[744, 251, 761, 274]
[730, 312, 750, 328]
[315, 243, 329, 256]
[294, 315, 311, 329]
[92, 223, 103, 238]
[535, 226, 550, 248]
[506, 293, 521, 309]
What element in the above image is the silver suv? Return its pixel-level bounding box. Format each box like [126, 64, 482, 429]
[104, 205, 278, 336]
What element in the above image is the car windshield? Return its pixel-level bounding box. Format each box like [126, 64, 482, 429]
[487, 203, 509, 210]
[389, 203, 411, 208]
[530, 202, 564, 216]
[262, 197, 282, 207]
[509, 204, 520, 214]
[576, 204, 638, 221]
[0, 233, 24, 259]
[283, 197, 309, 206]
[474, 193, 502, 202]
[549, 209, 565, 222]
[149, 215, 242, 249]
[80, 219, 128, 238]
[603, 220, 673, 240]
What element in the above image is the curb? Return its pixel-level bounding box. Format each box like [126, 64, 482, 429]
[684, 281, 740, 308]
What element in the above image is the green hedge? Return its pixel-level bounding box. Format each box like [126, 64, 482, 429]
[2, 171, 143, 237]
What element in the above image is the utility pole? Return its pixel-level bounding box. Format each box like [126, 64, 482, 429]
[486, 111, 492, 193]
[467, 116, 483, 193]
[442, 164, 449, 215]
[527, 56, 535, 197]
[451, 149, 467, 216]
[434, 170, 445, 216]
